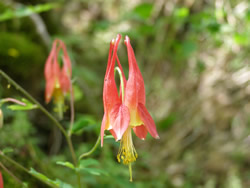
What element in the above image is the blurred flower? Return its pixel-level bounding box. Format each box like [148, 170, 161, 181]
[44, 39, 72, 119]
[101, 34, 159, 181]
[0, 171, 3, 188]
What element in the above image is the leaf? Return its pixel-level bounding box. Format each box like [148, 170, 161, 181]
[29, 168, 59, 187]
[2, 147, 14, 154]
[55, 180, 73, 188]
[7, 98, 37, 111]
[71, 116, 96, 134]
[79, 167, 108, 176]
[174, 7, 189, 18]
[79, 158, 99, 168]
[133, 3, 154, 20]
[0, 3, 59, 22]
[56, 161, 75, 170]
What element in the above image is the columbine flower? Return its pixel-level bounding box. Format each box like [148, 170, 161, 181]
[101, 34, 159, 181]
[44, 39, 72, 119]
[0, 171, 3, 188]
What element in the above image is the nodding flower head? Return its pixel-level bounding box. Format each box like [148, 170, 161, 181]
[0, 171, 3, 188]
[44, 39, 72, 119]
[101, 34, 159, 181]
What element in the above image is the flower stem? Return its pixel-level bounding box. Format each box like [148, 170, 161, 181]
[0, 162, 22, 184]
[0, 152, 56, 188]
[79, 134, 100, 160]
[0, 70, 67, 137]
[0, 98, 26, 106]
[0, 70, 81, 187]
[68, 81, 75, 137]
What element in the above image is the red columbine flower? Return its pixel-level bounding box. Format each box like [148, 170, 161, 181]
[44, 39, 72, 119]
[101, 34, 159, 181]
[0, 171, 3, 188]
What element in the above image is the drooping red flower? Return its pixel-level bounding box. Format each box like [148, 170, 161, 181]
[0, 171, 3, 188]
[44, 39, 72, 118]
[101, 34, 159, 177]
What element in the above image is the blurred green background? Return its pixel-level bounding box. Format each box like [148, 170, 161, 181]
[0, 0, 250, 187]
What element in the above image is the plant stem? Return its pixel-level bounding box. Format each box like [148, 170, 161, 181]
[0, 70, 81, 187]
[0, 162, 22, 184]
[68, 81, 75, 137]
[0, 98, 26, 106]
[0, 70, 67, 137]
[0, 152, 56, 188]
[79, 134, 100, 160]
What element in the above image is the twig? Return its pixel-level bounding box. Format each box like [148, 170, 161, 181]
[0, 162, 22, 184]
[0, 152, 56, 188]
[79, 134, 100, 160]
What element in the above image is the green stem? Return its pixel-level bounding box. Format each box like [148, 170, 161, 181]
[114, 67, 125, 102]
[0, 152, 56, 188]
[0, 70, 81, 187]
[68, 81, 75, 137]
[0, 162, 22, 184]
[79, 134, 100, 160]
[0, 70, 67, 137]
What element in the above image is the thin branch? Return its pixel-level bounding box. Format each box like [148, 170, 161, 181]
[0, 70, 67, 138]
[0, 162, 22, 184]
[0, 152, 56, 188]
[79, 134, 101, 160]
[68, 81, 75, 137]
[0, 98, 26, 106]
[0, 70, 78, 169]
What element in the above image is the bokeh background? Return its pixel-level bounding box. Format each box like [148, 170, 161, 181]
[0, 0, 250, 187]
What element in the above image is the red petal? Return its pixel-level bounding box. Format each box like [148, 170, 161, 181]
[137, 103, 159, 139]
[133, 125, 148, 140]
[124, 44, 137, 110]
[109, 103, 130, 140]
[103, 35, 122, 113]
[0, 171, 3, 188]
[60, 67, 71, 94]
[60, 41, 72, 77]
[101, 113, 107, 147]
[44, 40, 59, 103]
[124, 36, 145, 105]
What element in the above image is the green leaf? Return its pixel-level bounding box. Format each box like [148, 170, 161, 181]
[55, 180, 73, 188]
[56, 161, 75, 170]
[71, 116, 96, 134]
[29, 168, 59, 187]
[7, 98, 37, 111]
[2, 147, 14, 154]
[79, 158, 99, 168]
[79, 167, 108, 176]
[133, 3, 153, 20]
[0, 3, 59, 22]
[174, 7, 189, 18]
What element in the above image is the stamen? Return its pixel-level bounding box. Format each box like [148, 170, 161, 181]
[117, 128, 138, 165]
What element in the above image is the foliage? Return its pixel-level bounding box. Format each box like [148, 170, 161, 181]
[0, 0, 250, 187]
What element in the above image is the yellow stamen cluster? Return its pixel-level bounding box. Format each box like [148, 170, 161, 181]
[53, 87, 64, 120]
[117, 128, 138, 165]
